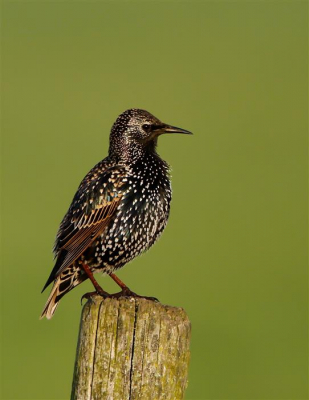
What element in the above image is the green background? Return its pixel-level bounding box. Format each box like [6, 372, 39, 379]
[1, 1, 307, 399]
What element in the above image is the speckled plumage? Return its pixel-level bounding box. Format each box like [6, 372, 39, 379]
[41, 109, 191, 319]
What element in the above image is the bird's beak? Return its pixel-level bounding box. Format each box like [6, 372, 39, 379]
[145, 123, 193, 142]
[162, 124, 193, 135]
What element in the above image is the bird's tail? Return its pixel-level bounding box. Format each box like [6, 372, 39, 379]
[40, 265, 85, 319]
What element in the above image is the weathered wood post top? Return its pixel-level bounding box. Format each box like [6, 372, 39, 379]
[71, 295, 191, 400]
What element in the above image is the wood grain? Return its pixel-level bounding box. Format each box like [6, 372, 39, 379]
[71, 296, 191, 400]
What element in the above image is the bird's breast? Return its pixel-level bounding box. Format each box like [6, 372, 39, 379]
[89, 155, 172, 270]
[116, 163, 172, 242]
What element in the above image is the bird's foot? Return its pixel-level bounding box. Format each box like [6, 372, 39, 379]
[109, 287, 159, 302]
[81, 287, 110, 304]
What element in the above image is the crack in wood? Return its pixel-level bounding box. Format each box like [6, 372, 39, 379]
[128, 300, 138, 400]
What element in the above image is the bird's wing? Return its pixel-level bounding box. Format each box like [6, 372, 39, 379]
[42, 163, 127, 291]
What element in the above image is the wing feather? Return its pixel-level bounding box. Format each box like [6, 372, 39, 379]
[42, 163, 127, 292]
[56, 194, 121, 274]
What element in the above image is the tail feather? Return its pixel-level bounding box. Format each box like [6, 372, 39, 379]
[40, 265, 85, 319]
[40, 283, 61, 319]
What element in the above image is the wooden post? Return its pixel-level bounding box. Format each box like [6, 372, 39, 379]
[71, 295, 191, 400]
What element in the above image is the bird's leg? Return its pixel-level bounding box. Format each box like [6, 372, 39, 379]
[109, 273, 159, 302]
[109, 272, 129, 290]
[80, 262, 110, 303]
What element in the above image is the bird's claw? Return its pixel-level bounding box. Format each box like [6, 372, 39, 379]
[80, 287, 158, 305]
[80, 289, 110, 305]
[109, 287, 159, 302]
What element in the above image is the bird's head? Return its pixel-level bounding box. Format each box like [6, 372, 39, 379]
[109, 109, 192, 160]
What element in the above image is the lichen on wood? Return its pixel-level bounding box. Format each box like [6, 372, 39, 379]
[71, 295, 191, 400]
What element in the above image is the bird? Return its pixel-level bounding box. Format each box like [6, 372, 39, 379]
[41, 108, 192, 319]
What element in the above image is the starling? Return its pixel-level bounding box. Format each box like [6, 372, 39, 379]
[41, 109, 192, 319]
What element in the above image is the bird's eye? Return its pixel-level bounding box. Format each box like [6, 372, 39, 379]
[142, 124, 152, 133]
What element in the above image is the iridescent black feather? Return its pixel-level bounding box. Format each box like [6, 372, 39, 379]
[41, 109, 191, 319]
